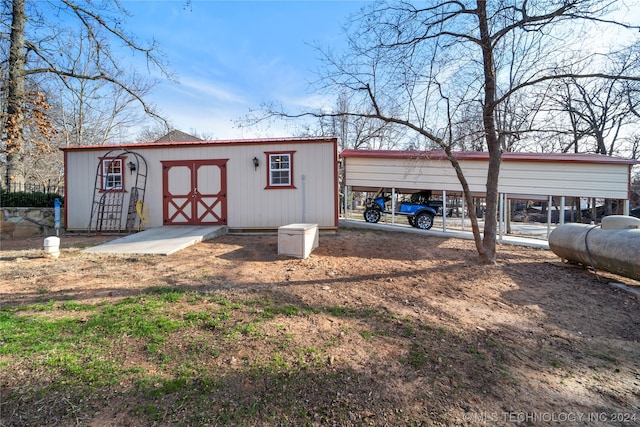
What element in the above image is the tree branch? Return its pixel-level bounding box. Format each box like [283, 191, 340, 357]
[496, 73, 640, 107]
[25, 66, 167, 127]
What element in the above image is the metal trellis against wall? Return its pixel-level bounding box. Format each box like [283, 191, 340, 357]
[88, 148, 148, 234]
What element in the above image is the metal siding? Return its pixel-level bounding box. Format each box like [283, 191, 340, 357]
[345, 158, 488, 193]
[226, 143, 335, 228]
[498, 162, 629, 198]
[344, 156, 631, 200]
[65, 151, 97, 230]
[64, 141, 337, 231]
[66, 150, 146, 230]
[299, 143, 336, 225]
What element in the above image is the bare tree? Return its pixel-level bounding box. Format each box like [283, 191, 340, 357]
[314, 92, 406, 150]
[300, 0, 640, 263]
[2, 0, 171, 188]
[49, 27, 157, 147]
[550, 63, 639, 158]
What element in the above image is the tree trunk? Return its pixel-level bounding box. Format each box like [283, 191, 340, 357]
[477, 0, 501, 263]
[595, 131, 607, 155]
[6, 0, 27, 188]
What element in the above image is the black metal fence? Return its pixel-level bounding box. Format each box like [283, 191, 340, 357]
[0, 182, 64, 208]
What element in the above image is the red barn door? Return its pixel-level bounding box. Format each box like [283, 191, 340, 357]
[162, 159, 227, 225]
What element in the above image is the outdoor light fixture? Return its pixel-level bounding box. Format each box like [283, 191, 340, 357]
[252, 157, 260, 170]
[127, 161, 137, 173]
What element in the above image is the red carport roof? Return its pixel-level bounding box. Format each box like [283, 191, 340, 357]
[340, 149, 639, 165]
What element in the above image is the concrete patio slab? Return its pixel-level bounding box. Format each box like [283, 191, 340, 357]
[83, 225, 227, 255]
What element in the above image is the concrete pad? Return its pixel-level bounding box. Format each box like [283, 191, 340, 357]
[339, 219, 550, 249]
[83, 225, 227, 255]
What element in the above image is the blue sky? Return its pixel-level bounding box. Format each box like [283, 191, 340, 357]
[122, 1, 368, 139]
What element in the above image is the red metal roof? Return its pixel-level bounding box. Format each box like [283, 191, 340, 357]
[61, 136, 337, 152]
[340, 149, 639, 165]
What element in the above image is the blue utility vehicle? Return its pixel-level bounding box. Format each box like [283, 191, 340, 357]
[363, 189, 438, 230]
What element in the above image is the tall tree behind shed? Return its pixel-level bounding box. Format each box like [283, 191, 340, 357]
[2, 0, 171, 188]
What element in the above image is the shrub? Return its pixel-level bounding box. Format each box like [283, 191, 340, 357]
[0, 190, 64, 208]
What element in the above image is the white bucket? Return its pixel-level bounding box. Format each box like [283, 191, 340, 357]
[44, 236, 60, 258]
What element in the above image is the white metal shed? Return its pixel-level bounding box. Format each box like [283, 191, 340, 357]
[62, 137, 338, 233]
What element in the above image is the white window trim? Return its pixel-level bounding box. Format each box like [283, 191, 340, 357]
[102, 158, 123, 191]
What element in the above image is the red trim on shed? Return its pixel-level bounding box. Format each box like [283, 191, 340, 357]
[61, 137, 338, 152]
[264, 150, 296, 189]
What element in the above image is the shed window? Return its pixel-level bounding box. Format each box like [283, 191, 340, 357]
[266, 152, 295, 189]
[102, 158, 123, 191]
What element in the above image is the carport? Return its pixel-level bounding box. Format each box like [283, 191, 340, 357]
[340, 149, 639, 240]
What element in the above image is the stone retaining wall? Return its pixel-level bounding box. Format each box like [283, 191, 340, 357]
[0, 208, 64, 238]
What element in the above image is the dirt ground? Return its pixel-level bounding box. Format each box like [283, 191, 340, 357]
[1, 228, 639, 426]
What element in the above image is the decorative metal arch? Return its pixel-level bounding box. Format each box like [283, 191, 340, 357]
[88, 148, 148, 234]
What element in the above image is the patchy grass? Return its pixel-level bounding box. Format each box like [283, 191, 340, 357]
[1, 230, 639, 426]
[3, 289, 458, 424]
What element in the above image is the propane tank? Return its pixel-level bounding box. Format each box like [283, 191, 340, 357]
[548, 216, 640, 281]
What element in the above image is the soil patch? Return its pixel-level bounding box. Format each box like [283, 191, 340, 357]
[1, 228, 639, 426]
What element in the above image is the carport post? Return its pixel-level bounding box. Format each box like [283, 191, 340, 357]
[461, 196, 465, 231]
[344, 185, 349, 218]
[560, 196, 565, 225]
[504, 194, 508, 238]
[547, 195, 553, 238]
[499, 193, 505, 242]
[442, 190, 447, 232]
[391, 188, 396, 225]
[624, 199, 630, 216]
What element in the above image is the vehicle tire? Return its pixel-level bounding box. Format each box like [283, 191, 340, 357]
[408, 216, 415, 227]
[415, 212, 434, 230]
[363, 207, 381, 223]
